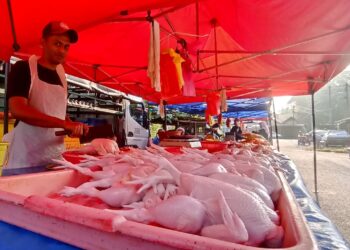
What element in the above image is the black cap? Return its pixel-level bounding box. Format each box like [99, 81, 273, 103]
[42, 21, 78, 43]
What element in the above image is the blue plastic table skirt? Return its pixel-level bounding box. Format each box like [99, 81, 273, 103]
[0, 221, 80, 250]
[275, 152, 350, 250]
[1, 166, 49, 176]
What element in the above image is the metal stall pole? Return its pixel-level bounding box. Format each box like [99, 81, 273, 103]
[146, 101, 151, 138]
[311, 92, 319, 204]
[3, 62, 10, 135]
[268, 100, 273, 144]
[272, 99, 280, 151]
[212, 18, 219, 91]
[162, 101, 167, 131]
[195, 0, 200, 72]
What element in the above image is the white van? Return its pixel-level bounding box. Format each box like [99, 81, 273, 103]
[121, 99, 149, 148]
[66, 75, 149, 149]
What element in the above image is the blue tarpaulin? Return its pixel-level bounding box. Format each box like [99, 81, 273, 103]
[0, 221, 78, 250]
[276, 152, 350, 250]
[162, 98, 271, 119]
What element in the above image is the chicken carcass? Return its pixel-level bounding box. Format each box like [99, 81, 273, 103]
[147, 156, 284, 247]
[107, 195, 206, 234]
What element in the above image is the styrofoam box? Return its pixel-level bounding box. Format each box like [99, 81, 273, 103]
[0, 169, 317, 250]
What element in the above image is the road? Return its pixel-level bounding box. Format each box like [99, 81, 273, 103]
[273, 139, 350, 243]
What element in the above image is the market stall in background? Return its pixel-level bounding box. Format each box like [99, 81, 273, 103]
[1, 0, 350, 249]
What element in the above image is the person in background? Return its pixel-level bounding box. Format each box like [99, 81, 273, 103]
[2, 21, 89, 175]
[224, 118, 232, 133]
[210, 123, 224, 140]
[152, 128, 164, 145]
[230, 118, 243, 141]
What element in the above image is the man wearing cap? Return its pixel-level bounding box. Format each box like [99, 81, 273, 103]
[3, 21, 88, 175]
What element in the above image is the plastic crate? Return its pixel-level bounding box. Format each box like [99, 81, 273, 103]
[0, 119, 15, 141]
[64, 136, 81, 150]
[0, 142, 9, 176]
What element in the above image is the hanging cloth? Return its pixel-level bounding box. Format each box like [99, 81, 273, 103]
[147, 20, 161, 92]
[160, 49, 184, 99]
[168, 48, 185, 89]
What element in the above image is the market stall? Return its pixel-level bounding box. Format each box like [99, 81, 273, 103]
[2, 0, 350, 102]
[1, 1, 350, 249]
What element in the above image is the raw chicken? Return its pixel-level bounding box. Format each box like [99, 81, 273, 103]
[190, 162, 227, 176]
[209, 172, 274, 209]
[60, 183, 142, 208]
[147, 156, 284, 246]
[106, 195, 206, 233]
[201, 192, 248, 243]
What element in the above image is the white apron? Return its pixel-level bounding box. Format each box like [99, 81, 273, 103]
[3, 55, 67, 169]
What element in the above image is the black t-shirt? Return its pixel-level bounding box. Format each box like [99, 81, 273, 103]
[230, 125, 242, 134]
[230, 125, 243, 140]
[7, 60, 63, 100]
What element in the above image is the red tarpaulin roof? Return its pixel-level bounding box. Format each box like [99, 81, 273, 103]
[1, 0, 350, 103]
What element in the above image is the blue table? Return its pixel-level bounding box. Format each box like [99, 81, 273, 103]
[0, 221, 79, 250]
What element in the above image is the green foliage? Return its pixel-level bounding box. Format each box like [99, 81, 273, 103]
[285, 69, 350, 129]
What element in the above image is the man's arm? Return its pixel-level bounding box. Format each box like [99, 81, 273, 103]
[9, 96, 88, 136]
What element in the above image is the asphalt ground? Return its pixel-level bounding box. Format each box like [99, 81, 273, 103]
[273, 139, 350, 243]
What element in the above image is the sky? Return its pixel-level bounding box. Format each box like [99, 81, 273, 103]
[271, 64, 350, 113]
[273, 96, 292, 113]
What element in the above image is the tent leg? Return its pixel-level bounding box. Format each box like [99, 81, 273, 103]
[311, 92, 319, 204]
[195, 0, 199, 72]
[272, 99, 280, 151]
[163, 102, 167, 131]
[4, 62, 10, 134]
[268, 103, 273, 144]
[6, 0, 20, 51]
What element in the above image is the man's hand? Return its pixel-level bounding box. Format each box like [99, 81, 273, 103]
[64, 121, 89, 137]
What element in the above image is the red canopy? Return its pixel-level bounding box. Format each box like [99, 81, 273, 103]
[1, 0, 350, 103]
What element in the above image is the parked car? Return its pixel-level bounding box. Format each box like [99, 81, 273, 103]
[320, 130, 350, 147]
[306, 130, 328, 147]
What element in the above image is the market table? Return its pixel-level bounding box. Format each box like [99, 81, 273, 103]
[0, 221, 78, 250]
[0, 150, 349, 250]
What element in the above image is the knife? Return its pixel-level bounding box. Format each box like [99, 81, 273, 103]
[55, 124, 115, 143]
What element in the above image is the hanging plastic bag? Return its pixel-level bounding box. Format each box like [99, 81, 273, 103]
[179, 49, 196, 97]
[217, 113, 223, 125]
[159, 100, 165, 119]
[220, 89, 227, 112]
[206, 92, 221, 116]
